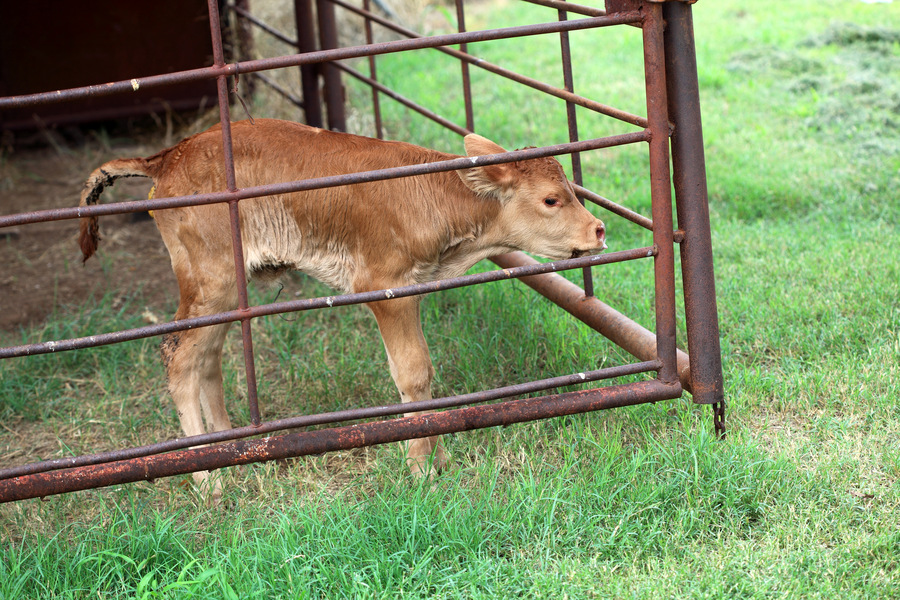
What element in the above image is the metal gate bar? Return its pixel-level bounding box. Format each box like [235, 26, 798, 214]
[0, 13, 642, 113]
[663, 1, 725, 423]
[0, 0, 724, 502]
[0, 379, 681, 503]
[557, 2, 593, 297]
[207, 0, 263, 426]
[642, 2, 679, 387]
[1, 244, 652, 361]
[326, 0, 648, 128]
[0, 134, 645, 230]
[363, 0, 385, 138]
[0, 360, 660, 482]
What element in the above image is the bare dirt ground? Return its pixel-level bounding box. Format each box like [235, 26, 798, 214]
[0, 131, 181, 333]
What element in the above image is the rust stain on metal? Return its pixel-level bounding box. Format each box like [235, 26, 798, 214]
[0, 380, 681, 503]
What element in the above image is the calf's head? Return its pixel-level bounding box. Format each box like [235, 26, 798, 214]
[458, 135, 607, 260]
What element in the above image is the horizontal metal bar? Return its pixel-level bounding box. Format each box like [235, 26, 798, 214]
[0, 246, 654, 360]
[330, 0, 648, 128]
[0, 13, 642, 111]
[574, 184, 654, 231]
[0, 378, 681, 503]
[0, 132, 649, 228]
[523, 0, 607, 17]
[0, 360, 659, 481]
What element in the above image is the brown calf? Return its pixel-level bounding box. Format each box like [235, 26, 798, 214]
[79, 119, 606, 497]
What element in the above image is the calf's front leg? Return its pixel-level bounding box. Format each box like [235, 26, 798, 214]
[367, 295, 448, 477]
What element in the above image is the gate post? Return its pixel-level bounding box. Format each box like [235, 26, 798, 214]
[295, 0, 324, 127]
[641, 1, 680, 390]
[316, 0, 347, 131]
[662, 1, 726, 434]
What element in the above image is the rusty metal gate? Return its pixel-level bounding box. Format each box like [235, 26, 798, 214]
[0, 0, 724, 503]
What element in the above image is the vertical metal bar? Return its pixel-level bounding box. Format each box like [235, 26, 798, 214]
[557, 1, 593, 297]
[233, 0, 257, 97]
[641, 2, 678, 387]
[363, 0, 383, 138]
[208, 0, 261, 426]
[456, 0, 475, 132]
[317, 0, 347, 131]
[662, 1, 725, 433]
[295, 0, 324, 127]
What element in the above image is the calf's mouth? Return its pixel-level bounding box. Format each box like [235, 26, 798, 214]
[569, 242, 608, 259]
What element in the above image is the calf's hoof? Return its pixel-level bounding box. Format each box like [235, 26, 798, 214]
[405, 435, 449, 479]
[194, 469, 224, 505]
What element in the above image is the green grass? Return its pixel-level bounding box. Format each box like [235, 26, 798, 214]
[2, 0, 900, 597]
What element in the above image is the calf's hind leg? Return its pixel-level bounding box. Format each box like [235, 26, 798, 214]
[161, 319, 234, 498]
[367, 296, 449, 477]
[159, 244, 238, 498]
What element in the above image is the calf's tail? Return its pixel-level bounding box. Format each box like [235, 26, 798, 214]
[79, 158, 154, 263]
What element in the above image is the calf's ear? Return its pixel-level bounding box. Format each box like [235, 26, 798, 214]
[464, 134, 506, 157]
[457, 134, 515, 200]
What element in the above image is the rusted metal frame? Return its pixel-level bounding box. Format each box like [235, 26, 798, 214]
[0, 14, 640, 113]
[208, 0, 262, 426]
[490, 252, 692, 391]
[1, 245, 653, 361]
[556, 1, 594, 298]
[295, 0, 325, 127]
[662, 1, 725, 431]
[0, 379, 682, 503]
[328, 0, 648, 129]
[0, 359, 659, 483]
[231, 0, 448, 136]
[306, 7, 618, 144]
[455, 0, 476, 133]
[641, 2, 679, 387]
[362, 0, 384, 138]
[229, 3, 328, 117]
[333, 62, 471, 136]
[0, 14, 640, 114]
[316, 0, 347, 131]
[0, 2, 717, 503]
[557, 2, 584, 188]
[525, 0, 607, 17]
[573, 184, 654, 231]
[1, 133, 645, 229]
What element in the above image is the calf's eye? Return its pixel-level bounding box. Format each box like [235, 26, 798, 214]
[544, 198, 558, 207]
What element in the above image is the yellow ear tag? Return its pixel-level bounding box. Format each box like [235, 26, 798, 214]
[148, 185, 155, 218]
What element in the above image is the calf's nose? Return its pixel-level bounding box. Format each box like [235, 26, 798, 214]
[596, 223, 607, 250]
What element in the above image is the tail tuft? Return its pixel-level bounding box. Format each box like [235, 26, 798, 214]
[79, 213, 101, 263]
[78, 159, 151, 263]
